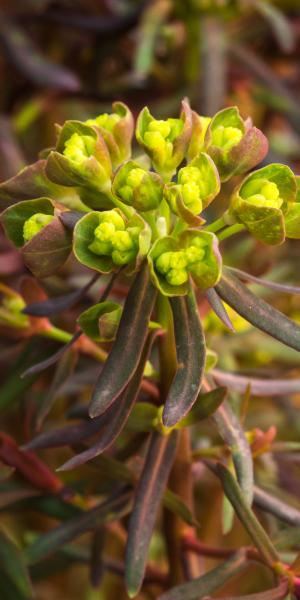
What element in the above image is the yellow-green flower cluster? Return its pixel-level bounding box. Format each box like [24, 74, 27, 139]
[63, 133, 96, 168]
[89, 210, 139, 266]
[241, 179, 283, 209]
[155, 238, 206, 286]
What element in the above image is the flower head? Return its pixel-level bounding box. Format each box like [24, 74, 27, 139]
[112, 161, 163, 211]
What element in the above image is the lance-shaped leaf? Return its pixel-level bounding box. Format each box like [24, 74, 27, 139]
[213, 401, 254, 506]
[162, 288, 206, 427]
[125, 430, 178, 597]
[25, 490, 132, 565]
[112, 159, 164, 211]
[0, 159, 80, 210]
[215, 464, 279, 565]
[229, 164, 297, 245]
[164, 153, 220, 225]
[23, 272, 99, 317]
[148, 230, 222, 296]
[46, 120, 112, 195]
[212, 368, 300, 396]
[78, 301, 122, 342]
[0, 432, 64, 494]
[1, 197, 72, 278]
[58, 330, 158, 470]
[0, 529, 33, 600]
[136, 100, 192, 181]
[216, 269, 300, 352]
[205, 287, 235, 331]
[254, 486, 300, 526]
[86, 101, 134, 169]
[157, 551, 247, 600]
[178, 386, 226, 427]
[227, 266, 300, 295]
[204, 106, 268, 181]
[89, 263, 157, 418]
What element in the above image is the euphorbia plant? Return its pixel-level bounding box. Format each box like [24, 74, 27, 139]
[1, 100, 300, 599]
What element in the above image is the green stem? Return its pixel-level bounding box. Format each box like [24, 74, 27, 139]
[40, 326, 73, 344]
[205, 216, 227, 233]
[218, 223, 246, 241]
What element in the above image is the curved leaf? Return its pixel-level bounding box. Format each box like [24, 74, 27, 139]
[215, 269, 300, 352]
[0, 529, 33, 600]
[89, 263, 156, 418]
[162, 288, 206, 427]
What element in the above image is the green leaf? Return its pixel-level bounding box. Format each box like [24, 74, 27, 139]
[163, 489, 198, 527]
[73, 211, 117, 273]
[162, 288, 206, 427]
[216, 269, 300, 352]
[125, 431, 178, 597]
[0, 529, 33, 600]
[216, 464, 279, 565]
[157, 550, 246, 600]
[178, 387, 226, 427]
[1, 197, 54, 248]
[78, 301, 121, 342]
[126, 402, 159, 432]
[89, 264, 157, 417]
[255, 1, 296, 53]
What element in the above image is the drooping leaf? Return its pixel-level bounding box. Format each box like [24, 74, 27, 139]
[205, 287, 235, 331]
[212, 368, 300, 397]
[254, 486, 300, 526]
[89, 263, 157, 418]
[125, 431, 178, 597]
[162, 287, 206, 427]
[216, 269, 300, 352]
[227, 266, 300, 295]
[0, 529, 33, 600]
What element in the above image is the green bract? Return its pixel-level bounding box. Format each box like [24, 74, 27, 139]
[45, 121, 112, 196]
[164, 153, 220, 225]
[78, 301, 122, 342]
[136, 100, 192, 181]
[112, 160, 164, 211]
[148, 230, 222, 296]
[0, 198, 72, 278]
[230, 164, 297, 245]
[200, 107, 268, 181]
[73, 209, 151, 273]
[284, 175, 300, 239]
[86, 102, 134, 169]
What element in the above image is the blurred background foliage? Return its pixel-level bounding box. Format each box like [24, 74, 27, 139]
[1, 1, 300, 599]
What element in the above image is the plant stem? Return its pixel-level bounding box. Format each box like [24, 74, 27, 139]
[218, 223, 246, 241]
[205, 215, 227, 233]
[40, 325, 72, 344]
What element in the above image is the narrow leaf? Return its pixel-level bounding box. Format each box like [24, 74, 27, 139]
[212, 368, 300, 396]
[228, 266, 300, 295]
[216, 269, 300, 352]
[0, 529, 33, 600]
[157, 551, 246, 600]
[21, 330, 82, 378]
[36, 349, 77, 429]
[163, 287, 206, 427]
[216, 579, 289, 600]
[215, 464, 279, 565]
[178, 387, 226, 427]
[89, 263, 157, 418]
[213, 401, 254, 505]
[25, 490, 131, 565]
[23, 272, 99, 317]
[24, 413, 110, 451]
[125, 431, 178, 597]
[58, 330, 158, 470]
[205, 287, 235, 331]
[254, 486, 300, 526]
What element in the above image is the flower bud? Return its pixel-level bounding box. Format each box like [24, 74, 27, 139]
[46, 121, 112, 195]
[164, 153, 220, 225]
[112, 160, 163, 211]
[136, 100, 192, 181]
[230, 164, 297, 245]
[23, 213, 55, 243]
[202, 107, 268, 181]
[86, 102, 134, 168]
